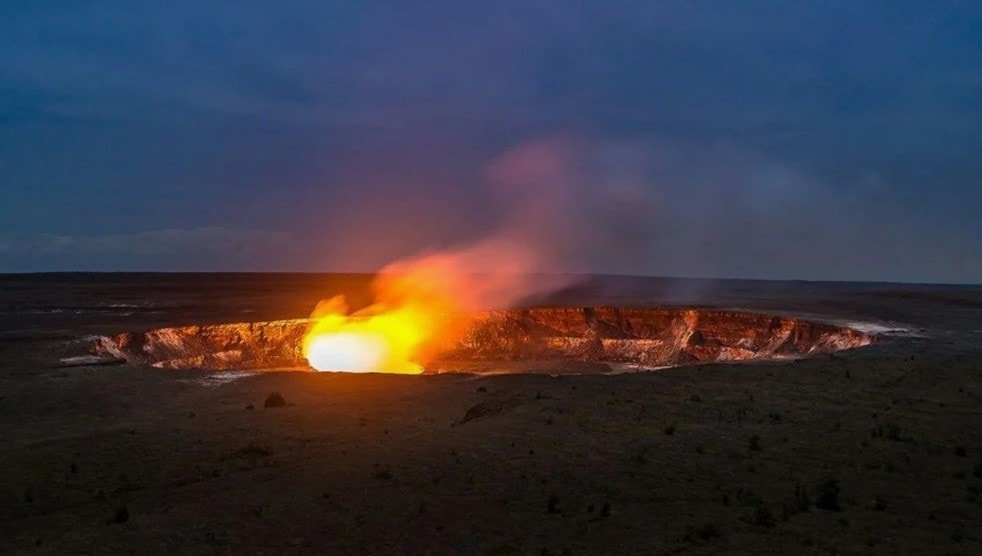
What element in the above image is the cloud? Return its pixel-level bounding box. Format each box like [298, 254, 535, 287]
[2, 2, 980, 282]
[0, 227, 296, 272]
[343, 134, 981, 283]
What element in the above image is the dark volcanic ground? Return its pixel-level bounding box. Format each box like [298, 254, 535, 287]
[0, 273, 980, 555]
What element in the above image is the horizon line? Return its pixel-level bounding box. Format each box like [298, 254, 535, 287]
[0, 270, 978, 288]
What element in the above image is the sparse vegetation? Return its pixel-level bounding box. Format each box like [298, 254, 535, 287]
[684, 522, 721, 543]
[815, 478, 841, 511]
[113, 505, 129, 524]
[749, 435, 763, 451]
[225, 444, 274, 460]
[793, 483, 810, 513]
[753, 505, 775, 529]
[373, 468, 394, 481]
[736, 488, 762, 507]
[547, 494, 560, 514]
[871, 423, 911, 442]
[4, 275, 977, 553]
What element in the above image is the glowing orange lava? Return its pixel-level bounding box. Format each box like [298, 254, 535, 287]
[301, 237, 541, 373]
[301, 296, 431, 373]
[301, 254, 476, 373]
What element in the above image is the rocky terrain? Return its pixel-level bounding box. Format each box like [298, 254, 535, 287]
[88, 308, 871, 372]
[0, 273, 979, 554]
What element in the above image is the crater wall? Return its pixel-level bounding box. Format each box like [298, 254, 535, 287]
[91, 307, 873, 372]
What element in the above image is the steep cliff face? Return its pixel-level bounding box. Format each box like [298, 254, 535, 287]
[92, 308, 873, 372]
[433, 308, 872, 368]
[94, 319, 309, 370]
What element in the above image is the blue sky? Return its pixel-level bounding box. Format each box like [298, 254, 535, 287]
[1, 1, 980, 282]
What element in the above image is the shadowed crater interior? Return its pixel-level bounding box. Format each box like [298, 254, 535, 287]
[88, 307, 873, 374]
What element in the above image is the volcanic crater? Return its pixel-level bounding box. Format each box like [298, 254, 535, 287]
[90, 307, 873, 373]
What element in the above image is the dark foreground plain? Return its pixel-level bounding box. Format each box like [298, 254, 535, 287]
[1, 273, 980, 555]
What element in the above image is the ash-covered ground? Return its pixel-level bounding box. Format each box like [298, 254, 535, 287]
[1, 273, 980, 554]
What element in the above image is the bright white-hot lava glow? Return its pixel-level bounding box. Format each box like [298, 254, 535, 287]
[301, 290, 440, 374]
[304, 331, 390, 373]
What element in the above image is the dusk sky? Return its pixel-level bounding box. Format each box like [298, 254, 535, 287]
[2, 1, 980, 283]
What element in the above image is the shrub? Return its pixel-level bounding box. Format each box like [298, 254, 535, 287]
[547, 494, 560, 514]
[685, 522, 721, 543]
[793, 483, 810, 512]
[754, 505, 775, 529]
[225, 444, 274, 460]
[815, 478, 840, 511]
[113, 505, 129, 524]
[749, 435, 763, 451]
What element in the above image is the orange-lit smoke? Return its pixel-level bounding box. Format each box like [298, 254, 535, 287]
[301, 236, 553, 372]
[303, 136, 652, 373]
